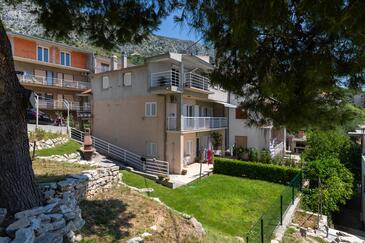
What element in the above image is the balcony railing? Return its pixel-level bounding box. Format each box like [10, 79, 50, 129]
[184, 72, 210, 91]
[150, 70, 181, 88]
[95, 66, 111, 73]
[17, 74, 90, 90]
[167, 116, 227, 131]
[37, 100, 91, 112]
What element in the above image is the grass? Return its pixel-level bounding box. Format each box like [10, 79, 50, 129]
[35, 140, 81, 157]
[33, 159, 94, 183]
[122, 170, 286, 238]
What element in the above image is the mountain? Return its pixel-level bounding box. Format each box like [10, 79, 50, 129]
[0, 1, 214, 58]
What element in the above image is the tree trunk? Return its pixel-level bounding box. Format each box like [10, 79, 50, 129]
[0, 21, 43, 213]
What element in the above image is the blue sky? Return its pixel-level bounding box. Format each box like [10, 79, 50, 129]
[154, 11, 201, 42]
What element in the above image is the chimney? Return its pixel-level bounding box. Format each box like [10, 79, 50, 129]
[121, 52, 128, 69]
[111, 55, 118, 70]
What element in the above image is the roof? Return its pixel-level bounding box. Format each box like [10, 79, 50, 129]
[7, 31, 93, 54]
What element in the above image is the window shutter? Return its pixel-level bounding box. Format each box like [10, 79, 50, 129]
[124, 72, 132, 86]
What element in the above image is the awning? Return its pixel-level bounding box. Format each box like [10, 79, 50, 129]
[213, 100, 237, 108]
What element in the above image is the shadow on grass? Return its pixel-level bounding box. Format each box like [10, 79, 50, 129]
[79, 199, 136, 241]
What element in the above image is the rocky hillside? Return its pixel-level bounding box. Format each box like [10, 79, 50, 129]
[0, 1, 213, 58]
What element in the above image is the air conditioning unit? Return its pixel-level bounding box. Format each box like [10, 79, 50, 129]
[170, 95, 177, 103]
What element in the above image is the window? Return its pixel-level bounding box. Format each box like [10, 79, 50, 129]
[37, 46, 49, 62]
[60, 51, 71, 66]
[235, 106, 248, 119]
[146, 142, 157, 157]
[100, 63, 110, 72]
[145, 102, 157, 117]
[124, 72, 132, 86]
[185, 140, 193, 156]
[102, 76, 109, 89]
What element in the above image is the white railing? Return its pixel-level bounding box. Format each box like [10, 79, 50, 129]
[17, 74, 90, 90]
[95, 66, 111, 73]
[167, 116, 227, 131]
[184, 72, 210, 91]
[150, 70, 181, 88]
[70, 127, 169, 175]
[269, 139, 284, 157]
[37, 99, 91, 112]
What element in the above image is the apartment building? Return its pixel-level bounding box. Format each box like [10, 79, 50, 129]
[91, 53, 234, 174]
[228, 95, 286, 157]
[8, 32, 122, 130]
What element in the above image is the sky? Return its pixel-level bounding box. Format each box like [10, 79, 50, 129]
[154, 11, 201, 42]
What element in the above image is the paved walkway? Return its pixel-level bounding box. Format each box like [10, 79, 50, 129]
[169, 163, 214, 188]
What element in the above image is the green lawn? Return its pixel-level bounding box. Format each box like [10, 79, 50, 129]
[35, 140, 81, 157]
[122, 170, 286, 238]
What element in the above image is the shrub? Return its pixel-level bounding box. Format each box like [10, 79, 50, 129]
[214, 158, 301, 184]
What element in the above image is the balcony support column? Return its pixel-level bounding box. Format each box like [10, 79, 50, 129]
[177, 94, 183, 131]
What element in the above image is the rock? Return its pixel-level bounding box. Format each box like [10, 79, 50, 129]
[12, 228, 35, 243]
[64, 212, 76, 221]
[14, 206, 46, 219]
[140, 188, 154, 193]
[126, 236, 143, 243]
[51, 219, 65, 230]
[190, 217, 205, 236]
[0, 237, 10, 243]
[6, 218, 31, 234]
[48, 214, 63, 222]
[34, 232, 62, 243]
[149, 225, 157, 231]
[0, 209, 7, 225]
[141, 232, 152, 238]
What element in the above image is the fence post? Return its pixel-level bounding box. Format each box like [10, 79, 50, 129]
[260, 218, 264, 243]
[246, 236, 249, 243]
[292, 186, 295, 205]
[280, 195, 283, 225]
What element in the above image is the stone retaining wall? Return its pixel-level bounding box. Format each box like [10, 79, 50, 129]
[0, 162, 121, 243]
[29, 137, 68, 151]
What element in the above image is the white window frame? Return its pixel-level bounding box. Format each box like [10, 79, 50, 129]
[60, 51, 71, 66]
[102, 76, 109, 89]
[145, 102, 157, 117]
[37, 46, 49, 62]
[185, 140, 193, 156]
[123, 72, 132, 86]
[146, 142, 157, 157]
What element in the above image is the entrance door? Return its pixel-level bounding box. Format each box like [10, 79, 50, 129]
[46, 71, 53, 85]
[235, 136, 248, 149]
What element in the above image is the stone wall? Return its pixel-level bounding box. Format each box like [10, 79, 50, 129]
[0, 162, 120, 243]
[29, 137, 68, 151]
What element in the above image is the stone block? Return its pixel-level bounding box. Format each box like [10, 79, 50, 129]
[6, 218, 31, 234]
[48, 214, 63, 222]
[12, 228, 35, 243]
[51, 219, 65, 231]
[126, 236, 143, 243]
[0, 237, 10, 243]
[14, 206, 46, 219]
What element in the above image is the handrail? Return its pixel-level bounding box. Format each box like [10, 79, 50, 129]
[17, 74, 90, 90]
[70, 127, 169, 175]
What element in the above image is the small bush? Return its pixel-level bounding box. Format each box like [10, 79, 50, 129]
[214, 158, 301, 184]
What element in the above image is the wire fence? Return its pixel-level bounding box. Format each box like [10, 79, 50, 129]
[245, 172, 302, 243]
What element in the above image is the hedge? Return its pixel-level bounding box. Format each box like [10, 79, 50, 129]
[214, 158, 301, 184]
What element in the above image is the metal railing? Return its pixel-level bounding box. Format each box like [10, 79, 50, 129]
[184, 72, 210, 91]
[150, 70, 181, 88]
[94, 66, 111, 73]
[269, 140, 284, 157]
[245, 173, 302, 243]
[181, 117, 227, 131]
[17, 74, 90, 90]
[37, 99, 91, 112]
[70, 127, 169, 175]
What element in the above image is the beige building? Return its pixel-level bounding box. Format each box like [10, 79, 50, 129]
[91, 53, 233, 174]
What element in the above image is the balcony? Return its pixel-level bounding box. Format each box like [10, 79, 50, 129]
[37, 100, 91, 112]
[184, 72, 210, 91]
[17, 74, 90, 90]
[167, 116, 227, 131]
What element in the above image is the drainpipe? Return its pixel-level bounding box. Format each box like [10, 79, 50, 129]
[164, 95, 167, 162]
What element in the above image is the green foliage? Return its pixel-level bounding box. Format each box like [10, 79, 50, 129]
[303, 158, 353, 215]
[214, 158, 301, 184]
[28, 128, 65, 141]
[211, 131, 223, 150]
[35, 140, 81, 157]
[128, 55, 144, 65]
[302, 129, 361, 182]
[180, 0, 365, 130]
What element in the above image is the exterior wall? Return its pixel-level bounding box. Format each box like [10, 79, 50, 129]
[166, 132, 184, 173]
[228, 106, 271, 149]
[13, 36, 36, 59]
[71, 51, 89, 69]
